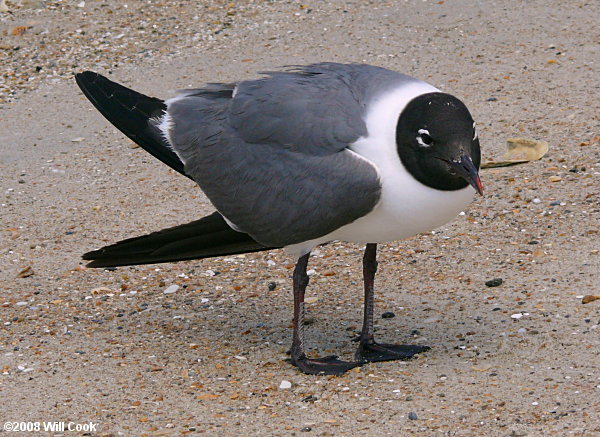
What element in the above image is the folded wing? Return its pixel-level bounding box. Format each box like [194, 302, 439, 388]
[166, 64, 384, 247]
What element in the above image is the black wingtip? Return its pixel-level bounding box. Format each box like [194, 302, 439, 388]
[74, 71, 101, 89]
[82, 212, 276, 268]
[75, 70, 190, 178]
[75, 70, 94, 79]
[81, 248, 100, 261]
[82, 250, 122, 268]
[82, 247, 112, 268]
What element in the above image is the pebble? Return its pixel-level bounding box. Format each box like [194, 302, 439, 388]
[163, 284, 179, 294]
[17, 365, 34, 372]
[279, 380, 292, 390]
[16, 266, 34, 278]
[268, 282, 277, 291]
[381, 311, 395, 319]
[581, 295, 600, 304]
[408, 412, 418, 420]
[532, 198, 542, 204]
[485, 278, 503, 287]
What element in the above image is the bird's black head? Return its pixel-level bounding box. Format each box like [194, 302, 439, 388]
[396, 92, 482, 195]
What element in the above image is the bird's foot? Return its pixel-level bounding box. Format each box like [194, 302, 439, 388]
[290, 354, 362, 375]
[356, 342, 430, 363]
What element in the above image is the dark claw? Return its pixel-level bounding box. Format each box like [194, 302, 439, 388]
[290, 354, 362, 375]
[356, 342, 430, 363]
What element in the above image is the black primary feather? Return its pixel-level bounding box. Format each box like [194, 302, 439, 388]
[83, 212, 275, 268]
[76, 72, 275, 267]
[75, 71, 189, 178]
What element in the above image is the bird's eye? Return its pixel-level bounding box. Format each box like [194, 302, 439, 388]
[416, 129, 433, 147]
[420, 133, 433, 145]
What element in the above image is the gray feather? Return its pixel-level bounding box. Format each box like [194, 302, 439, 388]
[165, 63, 415, 246]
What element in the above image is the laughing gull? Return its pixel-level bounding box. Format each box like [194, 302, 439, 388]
[75, 63, 482, 375]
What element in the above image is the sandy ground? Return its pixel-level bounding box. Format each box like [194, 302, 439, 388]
[1, 0, 599, 435]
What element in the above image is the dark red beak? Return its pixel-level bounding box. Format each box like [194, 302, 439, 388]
[447, 154, 483, 196]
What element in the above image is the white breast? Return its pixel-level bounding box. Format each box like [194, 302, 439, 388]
[285, 80, 475, 257]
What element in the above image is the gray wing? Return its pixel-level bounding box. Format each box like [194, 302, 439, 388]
[228, 65, 368, 154]
[164, 64, 409, 247]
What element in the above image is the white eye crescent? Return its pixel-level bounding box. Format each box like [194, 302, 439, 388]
[416, 129, 432, 148]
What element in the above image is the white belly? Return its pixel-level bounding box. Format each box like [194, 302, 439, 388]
[326, 178, 474, 243]
[285, 172, 475, 258]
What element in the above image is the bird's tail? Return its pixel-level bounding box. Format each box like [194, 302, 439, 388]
[75, 71, 189, 178]
[76, 72, 275, 267]
[83, 212, 275, 268]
